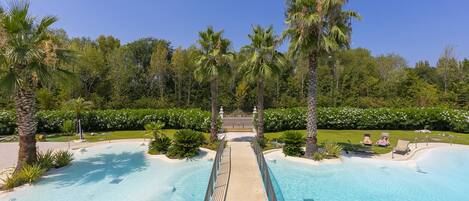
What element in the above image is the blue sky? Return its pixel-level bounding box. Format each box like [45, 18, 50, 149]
[16, 0, 469, 65]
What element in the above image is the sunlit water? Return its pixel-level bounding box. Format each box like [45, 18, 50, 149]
[1, 142, 211, 201]
[267, 147, 469, 201]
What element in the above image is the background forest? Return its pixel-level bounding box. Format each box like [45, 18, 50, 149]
[1, 30, 467, 112]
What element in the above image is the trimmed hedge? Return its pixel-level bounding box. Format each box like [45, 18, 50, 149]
[2, 107, 467, 135]
[264, 107, 469, 133]
[0, 109, 212, 135]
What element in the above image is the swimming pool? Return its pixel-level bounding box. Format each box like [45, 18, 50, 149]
[267, 147, 469, 201]
[1, 142, 211, 201]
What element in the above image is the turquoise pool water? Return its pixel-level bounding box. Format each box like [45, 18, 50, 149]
[1, 142, 211, 201]
[267, 147, 469, 201]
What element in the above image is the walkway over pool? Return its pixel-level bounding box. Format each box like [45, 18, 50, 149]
[208, 132, 269, 201]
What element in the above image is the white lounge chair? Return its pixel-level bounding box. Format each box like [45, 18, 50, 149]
[393, 140, 410, 154]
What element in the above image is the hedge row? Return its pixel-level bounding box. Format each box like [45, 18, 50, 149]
[0, 109, 212, 135]
[2, 107, 468, 135]
[264, 107, 469, 133]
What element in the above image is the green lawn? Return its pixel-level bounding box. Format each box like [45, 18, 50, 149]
[265, 130, 469, 154]
[5, 129, 468, 154]
[45, 130, 210, 142]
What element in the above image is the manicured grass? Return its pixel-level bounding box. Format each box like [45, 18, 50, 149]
[45, 130, 207, 142]
[265, 130, 469, 154]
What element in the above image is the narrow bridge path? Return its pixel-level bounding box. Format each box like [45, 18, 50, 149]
[224, 132, 268, 201]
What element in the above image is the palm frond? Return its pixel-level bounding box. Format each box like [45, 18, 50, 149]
[0, 70, 19, 93]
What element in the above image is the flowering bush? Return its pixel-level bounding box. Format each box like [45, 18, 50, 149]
[0, 110, 15, 135]
[264, 107, 469, 133]
[0, 109, 212, 135]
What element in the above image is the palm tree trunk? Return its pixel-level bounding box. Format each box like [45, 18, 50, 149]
[257, 79, 265, 139]
[14, 88, 38, 172]
[210, 78, 218, 142]
[305, 54, 319, 158]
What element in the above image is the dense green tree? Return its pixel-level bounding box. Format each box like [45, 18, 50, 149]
[284, 0, 360, 157]
[149, 41, 170, 98]
[171, 47, 185, 103]
[96, 35, 120, 56]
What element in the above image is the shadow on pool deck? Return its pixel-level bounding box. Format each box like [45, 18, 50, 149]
[44, 151, 149, 187]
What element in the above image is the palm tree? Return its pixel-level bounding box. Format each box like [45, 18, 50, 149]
[242, 25, 284, 139]
[0, 1, 72, 171]
[144, 121, 165, 140]
[194, 27, 233, 142]
[66, 97, 93, 141]
[284, 0, 360, 157]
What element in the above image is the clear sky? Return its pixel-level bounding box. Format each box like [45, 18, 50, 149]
[13, 0, 469, 66]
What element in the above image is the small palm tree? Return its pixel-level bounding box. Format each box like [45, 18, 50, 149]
[66, 97, 93, 141]
[195, 27, 233, 142]
[284, 0, 360, 157]
[0, 1, 73, 171]
[242, 25, 284, 139]
[144, 121, 165, 140]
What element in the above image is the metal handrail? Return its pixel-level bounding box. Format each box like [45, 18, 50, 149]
[204, 137, 226, 201]
[252, 140, 278, 201]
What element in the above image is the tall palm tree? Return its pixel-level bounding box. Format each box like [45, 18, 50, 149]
[242, 25, 284, 139]
[0, 1, 72, 171]
[194, 27, 233, 142]
[66, 97, 93, 141]
[284, 0, 360, 157]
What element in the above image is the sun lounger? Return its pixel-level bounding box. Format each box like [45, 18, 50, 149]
[393, 140, 410, 154]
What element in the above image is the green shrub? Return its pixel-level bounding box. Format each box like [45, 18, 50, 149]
[264, 107, 469, 133]
[312, 152, 326, 161]
[149, 136, 171, 155]
[145, 121, 165, 139]
[281, 131, 305, 156]
[37, 150, 55, 170]
[166, 129, 205, 159]
[256, 137, 268, 149]
[53, 150, 74, 168]
[203, 140, 224, 151]
[17, 164, 45, 184]
[3, 164, 46, 190]
[0, 110, 15, 135]
[60, 120, 75, 136]
[2, 164, 46, 189]
[323, 142, 343, 158]
[2, 173, 25, 190]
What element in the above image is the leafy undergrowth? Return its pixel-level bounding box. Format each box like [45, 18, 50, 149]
[1, 150, 74, 191]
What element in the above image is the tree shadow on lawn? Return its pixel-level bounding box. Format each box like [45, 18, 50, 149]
[43, 151, 149, 187]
